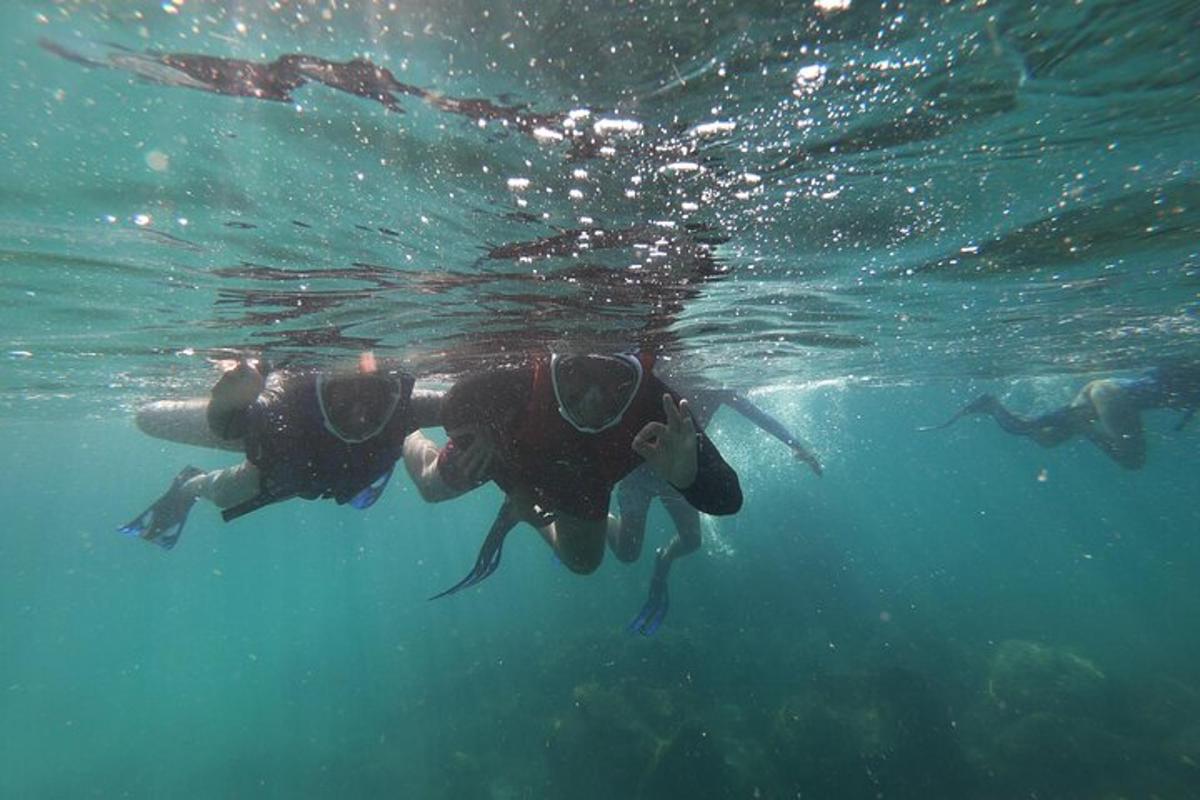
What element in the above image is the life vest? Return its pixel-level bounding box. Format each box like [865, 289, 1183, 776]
[504, 352, 664, 519]
[224, 370, 414, 520]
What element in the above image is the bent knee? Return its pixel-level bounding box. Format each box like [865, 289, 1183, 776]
[610, 524, 645, 563]
[612, 544, 640, 564]
[558, 534, 606, 574]
[554, 514, 608, 574]
[561, 550, 603, 575]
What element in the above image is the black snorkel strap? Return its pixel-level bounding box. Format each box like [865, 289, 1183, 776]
[221, 489, 297, 522]
[221, 467, 394, 521]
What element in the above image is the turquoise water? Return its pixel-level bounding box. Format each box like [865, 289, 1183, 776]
[3, 1, 1200, 797]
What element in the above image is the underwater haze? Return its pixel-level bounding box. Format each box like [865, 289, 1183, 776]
[2, 1, 1199, 798]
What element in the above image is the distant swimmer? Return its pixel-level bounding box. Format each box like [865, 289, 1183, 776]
[121, 354, 442, 549]
[403, 351, 744, 623]
[611, 386, 820, 634]
[39, 39, 599, 155]
[924, 361, 1200, 469]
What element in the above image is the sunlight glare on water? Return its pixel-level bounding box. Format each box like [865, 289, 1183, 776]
[0, 0, 1196, 415]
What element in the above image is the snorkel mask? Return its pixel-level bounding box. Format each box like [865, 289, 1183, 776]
[551, 353, 644, 434]
[316, 364, 404, 444]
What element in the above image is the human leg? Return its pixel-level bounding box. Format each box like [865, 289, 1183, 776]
[610, 465, 656, 563]
[542, 513, 607, 575]
[403, 431, 467, 502]
[1083, 380, 1146, 469]
[181, 460, 262, 509]
[659, 492, 702, 566]
[965, 392, 1090, 448]
[119, 461, 261, 549]
[627, 491, 700, 636]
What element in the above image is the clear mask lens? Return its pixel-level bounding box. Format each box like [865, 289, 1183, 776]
[317, 373, 402, 443]
[551, 354, 643, 434]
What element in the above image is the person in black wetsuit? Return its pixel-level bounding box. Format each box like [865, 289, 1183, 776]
[926, 361, 1200, 469]
[121, 354, 443, 549]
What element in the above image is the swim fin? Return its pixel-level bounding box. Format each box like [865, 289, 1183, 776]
[118, 466, 204, 551]
[628, 549, 671, 636]
[430, 499, 520, 599]
[349, 467, 393, 510]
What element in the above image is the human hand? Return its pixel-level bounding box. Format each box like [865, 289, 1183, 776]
[446, 424, 499, 484]
[632, 394, 698, 489]
[211, 359, 264, 408]
[207, 359, 264, 439]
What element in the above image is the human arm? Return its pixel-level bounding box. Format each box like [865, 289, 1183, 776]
[1176, 407, 1196, 431]
[632, 394, 743, 516]
[404, 368, 529, 501]
[403, 431, 472, 502]
[440, 368, 529, 439]
[678, 432, 743, 515]
[206, 359, 266, 439]
[724, 392, 822, 476]
[135, 398, 244, 452]
[402, 419, 508, 503]
[409, 388, 444, 429]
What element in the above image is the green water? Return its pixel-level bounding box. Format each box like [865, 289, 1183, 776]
[3, 0, 1200, 796]
[4, 387, 1199, 797]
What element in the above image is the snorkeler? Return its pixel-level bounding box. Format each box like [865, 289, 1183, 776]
[611, 387, 821, 634]
[924, 362, 1199, 470]
[121, 353, 443, 549]
[38, 39, 602, 156]
[402, 351, 743, 615]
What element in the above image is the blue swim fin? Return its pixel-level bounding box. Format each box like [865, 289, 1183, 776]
[118, 466, 204, 551]
[627, 589, 669, 636]
[627, 550, 671, 636]
[349, 467, 393, 510]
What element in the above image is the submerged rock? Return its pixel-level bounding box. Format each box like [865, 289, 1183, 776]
[544, 680, 660, 799]
[1166, 724, 1200, 771]
[985, 639, 1108, 719]
[961, 639, 1194, 798]
[989, 711, 1133, 794]
[543, 678, 739, 799]
[642, 720, 735, 799]
[767, 668, 972, 799]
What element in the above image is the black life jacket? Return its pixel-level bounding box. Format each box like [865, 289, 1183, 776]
[222, 369, 414, 521]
